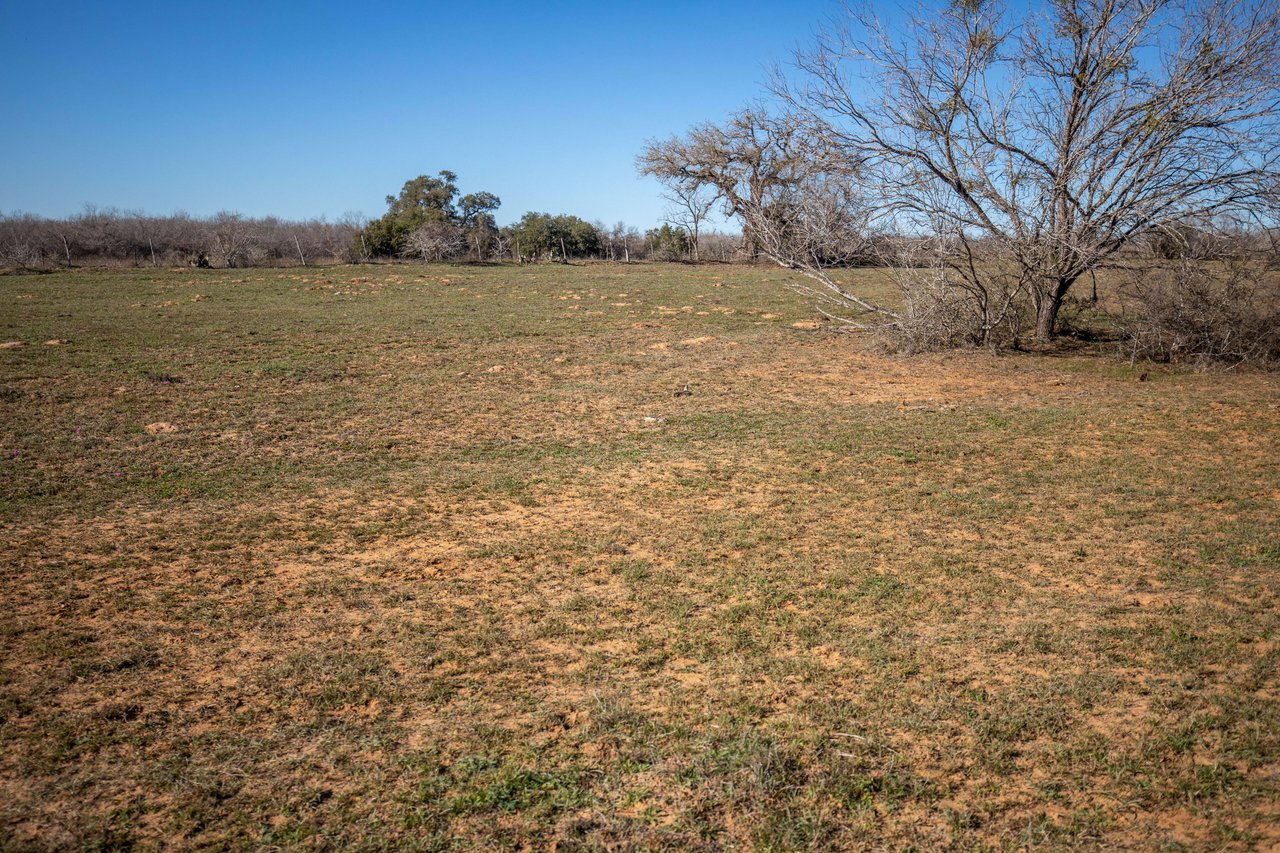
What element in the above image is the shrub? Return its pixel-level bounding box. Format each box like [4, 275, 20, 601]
[1114, 258, 1280, 367]
[875, 253, 1028, 353]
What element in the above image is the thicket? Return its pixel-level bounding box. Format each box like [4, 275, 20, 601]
[1114, 254, 1280, 367]
[0, 208, 359, 270]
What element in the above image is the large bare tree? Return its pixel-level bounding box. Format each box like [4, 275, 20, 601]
[643, 0, 1280, 343]
[639, 108, 883, 320]
[782, 0, 1280, 340]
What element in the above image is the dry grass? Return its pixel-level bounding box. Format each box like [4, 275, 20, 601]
[1, 262, 1278, 850]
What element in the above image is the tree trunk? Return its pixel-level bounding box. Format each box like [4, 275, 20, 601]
[1034, 277, 1076, 342]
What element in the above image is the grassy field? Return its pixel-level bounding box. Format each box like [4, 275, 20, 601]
[1, 262, 1278, 850]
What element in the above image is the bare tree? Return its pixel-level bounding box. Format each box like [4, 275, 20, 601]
[210, 212, 257, 268]
[404, 220, 465, 261]
[662, 184, 717, 261]
[0, 213, 44, 270]
[491, 227, 513, 260]
[779, 0, 1280, 341]
[611, 222, 639, 262]
[642, 109, 805, 261]
[640, 108, 882, 321]
[700, 229, 742, 261]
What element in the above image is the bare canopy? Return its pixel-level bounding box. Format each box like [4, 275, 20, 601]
[645, 0, 1280, 342]
[638, 108, 884, 320]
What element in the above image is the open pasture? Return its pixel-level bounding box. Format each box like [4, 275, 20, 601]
[1, 263, 1278, 849]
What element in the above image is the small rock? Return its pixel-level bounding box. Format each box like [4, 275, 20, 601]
[144, 422, 177, 435]
[791, 321, 821, 330]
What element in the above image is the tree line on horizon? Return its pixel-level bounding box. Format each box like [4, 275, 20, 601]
[354, 170, 736, 264]
[0, 172, 740, 271]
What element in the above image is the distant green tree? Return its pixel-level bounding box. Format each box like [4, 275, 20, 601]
[509, 213, 600, 261]
[386, 171, 459, 220]
[465, 211, 500, 260]
[556, 215, 600, 259]
[645, 223, 691, 260]
[356, 171, 499, 259]
[458, 192, 502, 260]
[458, 192, 500, 227]
[359, 216, 414, 258]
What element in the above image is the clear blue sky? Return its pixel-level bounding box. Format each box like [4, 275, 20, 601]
[1, 0, 837, 228]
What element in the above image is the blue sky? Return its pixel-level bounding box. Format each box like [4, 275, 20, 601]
[1, 0, 837, 228]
